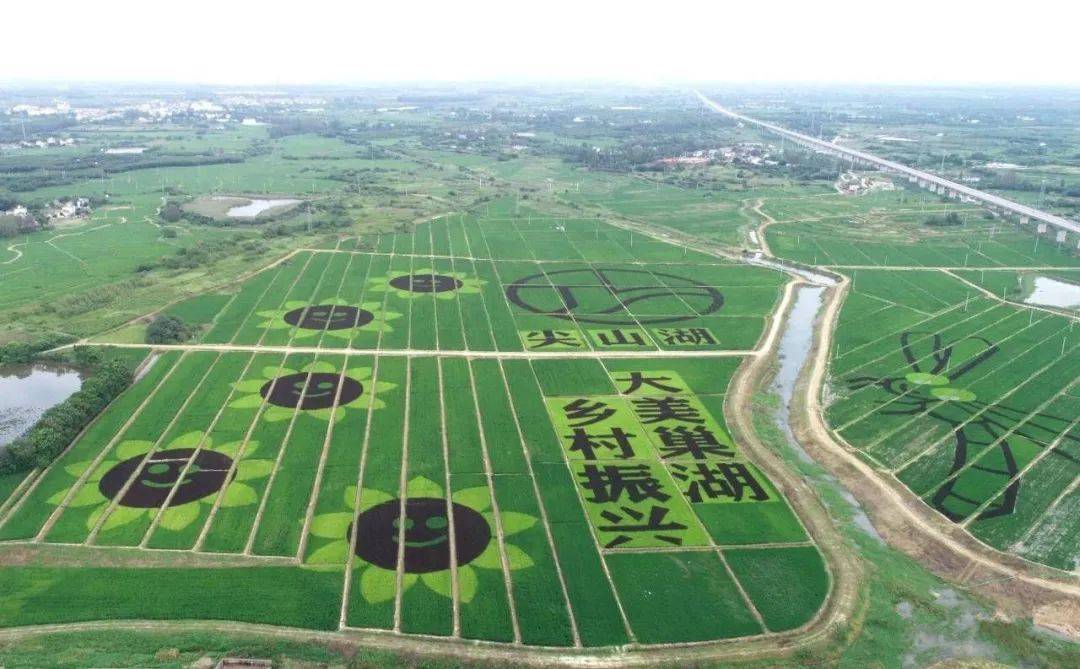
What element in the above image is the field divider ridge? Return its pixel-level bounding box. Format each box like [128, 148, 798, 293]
[338, 232, 398, 628]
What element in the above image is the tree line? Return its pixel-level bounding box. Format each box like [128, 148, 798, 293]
[0, 347, 133, 474]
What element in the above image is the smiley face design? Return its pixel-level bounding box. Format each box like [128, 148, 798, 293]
[260, 372, 364, 411]
[283, 305, 375, 331]
[47, 432, 273, 536]
[388, 273, 463, 294]
[256, 300, 402, 341]
[231, 363, 393, 423]
[353, 497, 492, 573]
[304, 477, 537, 604]
[98, 448, 233, 508]
[369, 269, 483, 301]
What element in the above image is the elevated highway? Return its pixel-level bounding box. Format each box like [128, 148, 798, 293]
[695, 91, 1080, 239]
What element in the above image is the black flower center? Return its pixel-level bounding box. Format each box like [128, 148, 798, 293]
[389, 273, 463, 294]
[283, 305, 374, 331]
[260, 372, 363, 410]
[352, 497, 491, 573]
[99, 448, 233, 508]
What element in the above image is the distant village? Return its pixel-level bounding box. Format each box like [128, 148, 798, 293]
[647, 142, 780, 169]
[835, 171, 896, 195]
[0, 197, 92, 237]
[1, 93, 328, 153]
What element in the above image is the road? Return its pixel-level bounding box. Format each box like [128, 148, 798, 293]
[695, 91, 1080, 237]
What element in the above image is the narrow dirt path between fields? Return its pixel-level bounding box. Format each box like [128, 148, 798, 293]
[59, 341, 759, 359]
[2, 240, 27, 265]
[744, 198, 776, 256]
[44, 223, 112, 265]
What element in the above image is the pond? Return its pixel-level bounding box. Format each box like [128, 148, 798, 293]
[1024, 276, 1080, 310]
[0, 362, 85, 447]
[222, 197, 302, 218]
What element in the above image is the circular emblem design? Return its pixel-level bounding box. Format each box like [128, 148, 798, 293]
[505, 267, 723, 325]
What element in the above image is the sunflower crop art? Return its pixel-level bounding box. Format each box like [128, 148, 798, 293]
[229, 361, 395, 423]
[367, 268, 483, 300]
[49, 431, 272, 532]
[306, 476, 536, 603]
[255, 299, 402, 341]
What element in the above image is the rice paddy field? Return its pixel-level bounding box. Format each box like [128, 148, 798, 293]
[757, 182, 1078, 572]
[4, 86, 1079, 665]
[182, 200, 787, 355]
[765, 205, 1080, 270]
[809, 246, 1079, 570]
[0, 128, 483, 341]
[0, 206, 829, 648]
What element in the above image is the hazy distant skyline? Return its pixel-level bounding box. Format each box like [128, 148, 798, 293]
[4, 1, 1078, 87]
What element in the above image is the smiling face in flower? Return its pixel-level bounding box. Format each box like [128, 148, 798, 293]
[368, 269, 483, 301]
[260, 372, 364, 411]
[388, 273, 463, 294]
[230, 362, 394, 423]
[256, 300, 401, 341]
[48, 432, 272, 533]
[353, 497, 492, 574]
[305, 476, 536, 604]
[99, 448, 233, 508]
[284, 304, 374, 331]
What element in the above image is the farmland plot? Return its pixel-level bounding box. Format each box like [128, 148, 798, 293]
[825, 268, 1079, 570]
[0, 212, 833, 646]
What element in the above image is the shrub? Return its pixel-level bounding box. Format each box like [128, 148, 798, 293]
[145, 314, 191, 344]
[160, 203, 183, 223]
[924, 212, 963, 227]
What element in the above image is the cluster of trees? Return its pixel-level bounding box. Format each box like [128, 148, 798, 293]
[267, 117, 342, 138]
[0, 334, 75, 365]
[0, 356, 132, 474]
[0, 150, 244, 192]
[924, 212, 964, 227]
[260, 214, 351, 239]
[756, 152, 841, 182]
[136, 235, 271, 273]
[159, 202, 184, 223]
[145, 314, 191, 344]
[0, 213, 40, 238]
[979, 171, 1080, 198]
[0, 114, 76, 142]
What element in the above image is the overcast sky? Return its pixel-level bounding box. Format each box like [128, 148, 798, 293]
[3, 1, 1077, 86]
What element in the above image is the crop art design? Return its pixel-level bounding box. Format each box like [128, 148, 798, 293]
[257, 299, 402, 341]
[369, 268, 483, 300]
[48, 431, 272, 532]
[848, 331, 1079, 522]
[505, 267, 723, 325]
[229, 361, 395, 423]
[305, 476, 536, 604]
